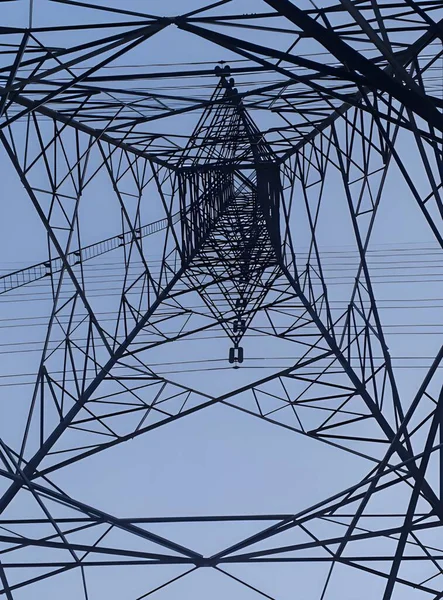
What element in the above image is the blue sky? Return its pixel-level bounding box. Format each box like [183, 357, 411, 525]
[0, 1, 442, 599]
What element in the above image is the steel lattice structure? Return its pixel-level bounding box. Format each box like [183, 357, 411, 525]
[0, 0, 443, 598]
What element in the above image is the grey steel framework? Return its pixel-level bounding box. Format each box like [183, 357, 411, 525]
[0, 0, 443, 598]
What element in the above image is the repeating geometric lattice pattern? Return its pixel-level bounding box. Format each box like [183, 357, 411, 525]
[0, 1, 443, 598]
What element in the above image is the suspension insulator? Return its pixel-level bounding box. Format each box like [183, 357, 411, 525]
[228, 347, 235, 364]
[228, 347, 244, 364]
[238, 347, 244, 363]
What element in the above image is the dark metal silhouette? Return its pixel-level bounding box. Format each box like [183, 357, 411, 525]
[0, 1, 442, 597]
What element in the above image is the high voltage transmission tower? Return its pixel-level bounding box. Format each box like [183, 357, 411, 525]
[0, 0, 443, 598]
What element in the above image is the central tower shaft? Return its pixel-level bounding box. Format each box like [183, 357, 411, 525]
[177, 71, 282, 363]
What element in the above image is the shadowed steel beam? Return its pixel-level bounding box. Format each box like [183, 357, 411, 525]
[264, 0, 443, 134]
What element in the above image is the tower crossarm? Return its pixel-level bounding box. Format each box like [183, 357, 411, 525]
[0, 212, 181, 296]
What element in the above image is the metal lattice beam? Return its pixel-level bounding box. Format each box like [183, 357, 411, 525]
[0, 1, 443, 598]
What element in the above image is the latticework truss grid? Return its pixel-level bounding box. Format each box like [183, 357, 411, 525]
[0, 1, 442, 598]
